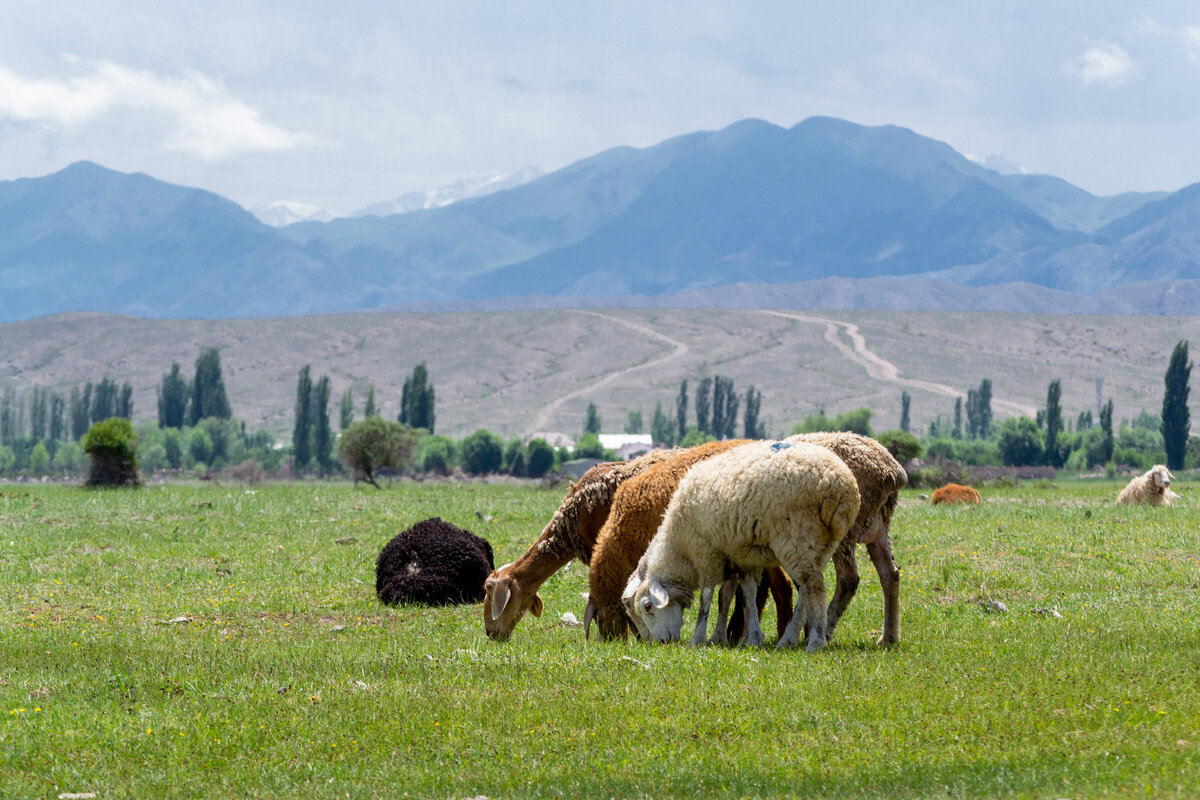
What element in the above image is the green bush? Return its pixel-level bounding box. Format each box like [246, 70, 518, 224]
[997, 416, 1044, 467]
[460, 429, 503, 475]
[418, 435, 457, 475]
[678, 426, 714, 448]
[81, 417, 141, 487]
[572, 432, 606, 460]
[876, 429, 922, 463]
[338, 417, 417, 488]
[525, 438, 555, 478]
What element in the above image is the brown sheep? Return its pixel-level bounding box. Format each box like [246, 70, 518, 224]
[726, 432, 908, 646]
[482, 449, 673, 641]
[1116, 465, 1176, 506]
[930, 483, 981, 505]
[583, 439, 794, 643]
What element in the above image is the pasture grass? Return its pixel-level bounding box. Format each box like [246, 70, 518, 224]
[1, 478, 1198, 799]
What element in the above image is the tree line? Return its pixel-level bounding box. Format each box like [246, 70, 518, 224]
[1, 341, 1193, 480]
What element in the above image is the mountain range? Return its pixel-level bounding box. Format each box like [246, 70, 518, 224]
[2, 116, 1198, 323]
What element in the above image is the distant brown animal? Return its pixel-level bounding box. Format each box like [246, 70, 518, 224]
[930, 483, 981, 505]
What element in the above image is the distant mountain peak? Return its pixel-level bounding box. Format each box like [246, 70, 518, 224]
[350, 166, 544, 219]
[250, 200, 336, 227]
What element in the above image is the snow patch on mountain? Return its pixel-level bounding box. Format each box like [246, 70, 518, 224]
[351, 166, 544, 218]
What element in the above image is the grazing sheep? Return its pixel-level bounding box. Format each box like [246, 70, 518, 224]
[930, 483, 981, 505]
[483, 450, 671, 641]
[622, 440, 860, 652]
[1117, 465, 1176, 506]
[376, 517, 495, 606]
[726, 432, 907, 646]
[583, 439, 793, 643]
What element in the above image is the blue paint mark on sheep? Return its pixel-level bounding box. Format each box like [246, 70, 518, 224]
[769, 442, 792, 452]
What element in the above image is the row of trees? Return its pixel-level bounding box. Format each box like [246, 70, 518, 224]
[1, 378, 134, 446]
[590, 375, 765, 448]
[156, 348, 231, 428]
[888, 340, 1192, 471]
[294, 361, 437, 476]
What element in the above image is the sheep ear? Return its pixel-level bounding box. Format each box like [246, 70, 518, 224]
[529, 594, 544, 617]
[649, 580, 670, 609]
[491, 579, 510, 620]
[621, 573, 640, 603]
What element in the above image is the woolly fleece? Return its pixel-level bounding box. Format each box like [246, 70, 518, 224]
[376, 517, 495, 606]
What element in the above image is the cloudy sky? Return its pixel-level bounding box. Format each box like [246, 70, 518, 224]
[3, 2, 1199, 213]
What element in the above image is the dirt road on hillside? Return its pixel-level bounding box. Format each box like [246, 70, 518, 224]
[761, 311, 1038, 417]
[527, 308, 1036, 435]
[525, 311, 690, 434]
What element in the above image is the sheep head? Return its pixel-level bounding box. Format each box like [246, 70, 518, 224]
[1151, 465, 1173, 491]
[621, 573, 683, 644]
[482, 565, 543, 641]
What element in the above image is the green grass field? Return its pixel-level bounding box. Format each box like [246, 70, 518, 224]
[2, 479, 1198, 799]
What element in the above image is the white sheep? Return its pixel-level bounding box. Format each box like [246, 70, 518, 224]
[620, 440, 860, 652]
[1116, 465, 1177, 506]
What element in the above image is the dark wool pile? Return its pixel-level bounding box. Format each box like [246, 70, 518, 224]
[375, 517, 495, 606]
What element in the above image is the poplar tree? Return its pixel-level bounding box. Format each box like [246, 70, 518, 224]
[1044, 379, 1064, 467]
[158, 363, 189, 429]
[49, 393, 66, 443]
[1162, 340, 1191, 470]
[651, 402, 673, 445]
[293, 365, 313, 471]
[70, 386, 90, 440]
[712, 377, 726, 439]
[117, 382, 134, 420]
[900, 391, 911, 434]
[719, 377, 738, 439]
[0, 389, 17, 444]
[675, 379, 688, 441]
[743, 386, 762, 439]
[91, 378, 117, 423]
[695, 377, 712, 434]
[1100, 398, 1115, 465]
[313, 375, 334, 475]
[953, 397, 963, 439]
[584, 403, 601, 435]
[364, 385, 377, 418]
[190, 348, 231, 424]
[339, 387, 355, 430]
[399, 362, 436, 433]
[30, 387, 48, 441]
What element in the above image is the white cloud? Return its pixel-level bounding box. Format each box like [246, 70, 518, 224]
[0, 59, 308, 159]
[1073, 41, 1133, 85]
[1187, 26, 1200, 65]
[1136, 17, 1200, 65]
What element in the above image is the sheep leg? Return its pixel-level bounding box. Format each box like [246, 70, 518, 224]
[776, 578, 810, 649]
[801, 571, 830, 652]
[691, 586, 715, 646]
[824, 536, 860, 643]
[866, 532, 901, 646]
[709, 579, 736, 645]
[739, 571, 765, 647]
[766, 567, 794, 640]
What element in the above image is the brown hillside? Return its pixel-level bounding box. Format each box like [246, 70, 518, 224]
[1, 309, 1196, 440]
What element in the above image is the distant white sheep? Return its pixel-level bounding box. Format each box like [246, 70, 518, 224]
[621, 440, 860, 651]
[1116, 465, 1176, 506]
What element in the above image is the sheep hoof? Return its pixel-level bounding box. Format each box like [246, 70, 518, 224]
[805, 636, 827, 653]
[745, 630, 765, 648]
